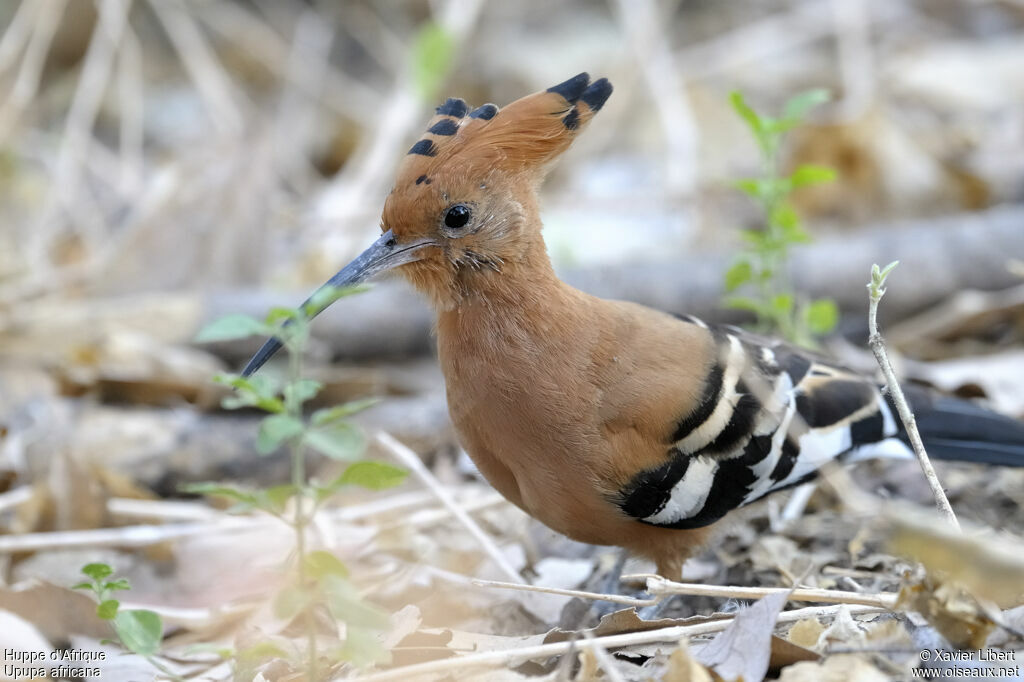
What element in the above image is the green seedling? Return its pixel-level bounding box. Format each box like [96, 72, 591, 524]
[726, 89, 839, 347]
[73, 563, 177, 679]
[191, 284, 407, 680]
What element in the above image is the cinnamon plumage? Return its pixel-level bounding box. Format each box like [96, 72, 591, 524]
[242, 73, 1024, 578]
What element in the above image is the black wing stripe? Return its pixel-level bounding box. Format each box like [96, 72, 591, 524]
[619, 449, 690, 519]
[672, 362, 724, 442]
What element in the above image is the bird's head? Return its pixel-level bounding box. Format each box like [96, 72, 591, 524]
[242, 73, 612, 375]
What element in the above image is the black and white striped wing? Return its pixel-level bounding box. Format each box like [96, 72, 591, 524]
[617, 318, 910, 530]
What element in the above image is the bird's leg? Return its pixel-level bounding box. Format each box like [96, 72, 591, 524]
[601, 548, 630, 596]
[587, 549, 657, 621]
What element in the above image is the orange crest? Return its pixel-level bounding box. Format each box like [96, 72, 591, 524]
[394, 72, 613, 188]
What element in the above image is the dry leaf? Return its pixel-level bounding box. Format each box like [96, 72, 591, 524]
[883, 510, 1024, 608]
[696, 591, 790, 682]
[749, 536, 804, 579]
[778, 654, 890, 681]
[898, 577, 996, 649]
[0, 580, 110, 642]
[545, 608, 730, 643]
[786, 617, 826, 650]
[862, 616, 912, 647]
[768, 634, 820, 668]
[817, 605, 866, 649]
[664, 638, 714, 682]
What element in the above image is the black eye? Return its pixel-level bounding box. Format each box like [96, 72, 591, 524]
[444, 204, 471, 229]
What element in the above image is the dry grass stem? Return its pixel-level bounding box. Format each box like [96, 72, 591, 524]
[582, 631, 628, 682]
[637, 575, 898, 609]
[353, 603, 886, 681]
[470, 578, 659, 607]
[376, 432, 527, 584]
[0, 517, 260, 553]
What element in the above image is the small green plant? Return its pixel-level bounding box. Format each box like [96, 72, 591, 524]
[726, 89, 839, 347]
[190, 285, 408, 680]
[73, 563, 176, 679]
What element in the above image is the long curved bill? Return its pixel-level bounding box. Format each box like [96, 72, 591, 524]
[241, 230, 432, 377]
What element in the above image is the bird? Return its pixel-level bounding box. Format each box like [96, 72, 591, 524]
[241, 73, 1024, 580]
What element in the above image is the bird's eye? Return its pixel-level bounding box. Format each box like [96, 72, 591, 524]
[444, 204, 471, 229]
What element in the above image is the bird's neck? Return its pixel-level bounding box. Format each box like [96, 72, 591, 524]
[436, 244, 584, 361]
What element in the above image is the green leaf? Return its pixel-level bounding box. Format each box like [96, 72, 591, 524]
[195, 315, 269, 342]
[778, 213, 812, 244]
[284, 379, 322, 407]
[216, 374, 285, 413]
[772, 294, 794, 314]
[97, 599, 120, 620]
[81, 563, 113, 581]
[790, 164, 837, 188]
[273, 585, 314, 621]
[304, 550, 350, 581]
[724, 260, 752, 293]
[311, 398, 381, 426]
[180, 482, 261, 509]
[304, 284, 371, 317]
[113, 609, 163, 656]
[769, 202, 799, 232]
[304, 423, 364, 461]
[337, 625, 390, 667]
[338, 461, 408, 491]
[263, 484, 298, 514]
[869, 260, 900, 298]
[321, 575, 390, 630]
[236, 641, 290, 667]
[733, 177, 788, 202]
[257, 414, 305, 455]
[104, 578, 131, 592]
[264, 306, 303, 325]
[739, 229, 770, 249]
[805, 299, 839, 335]
[724, 295, 769, 315]
[411, 22, 455, 99]
[71, 582, 93, 591]
[730, 91, 763, 139]
[732, 178, 764, 199]
[782, 89, 830, 122]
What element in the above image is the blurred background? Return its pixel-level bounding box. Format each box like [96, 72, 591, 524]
[0, 0, 1023, 676]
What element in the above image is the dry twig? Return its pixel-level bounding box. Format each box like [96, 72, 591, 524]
[866, 262, 960, 531]
[471, 578, 658, 607]
[631, 575, 898, 609]
[376, 432, 527, 584]
[352, 603, 885, 681]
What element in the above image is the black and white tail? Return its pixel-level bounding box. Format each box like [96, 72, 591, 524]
[617, 318, 1024, 531]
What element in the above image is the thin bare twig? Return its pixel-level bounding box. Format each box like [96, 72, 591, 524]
[471, 578, 658, 607]
[632, 575, 897, 609]
[375, 432, 527, 584]
[866, 262, 961, 531]
[582, 631, 627, 682]
[351, 603, 886, 681]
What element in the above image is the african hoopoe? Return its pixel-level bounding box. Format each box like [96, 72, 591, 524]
[242, 73, 1024, 579]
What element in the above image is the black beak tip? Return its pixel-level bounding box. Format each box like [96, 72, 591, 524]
[240, 337, 284, 377]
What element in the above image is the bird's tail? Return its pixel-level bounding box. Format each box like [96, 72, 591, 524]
[899, 386, 1024, 467]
